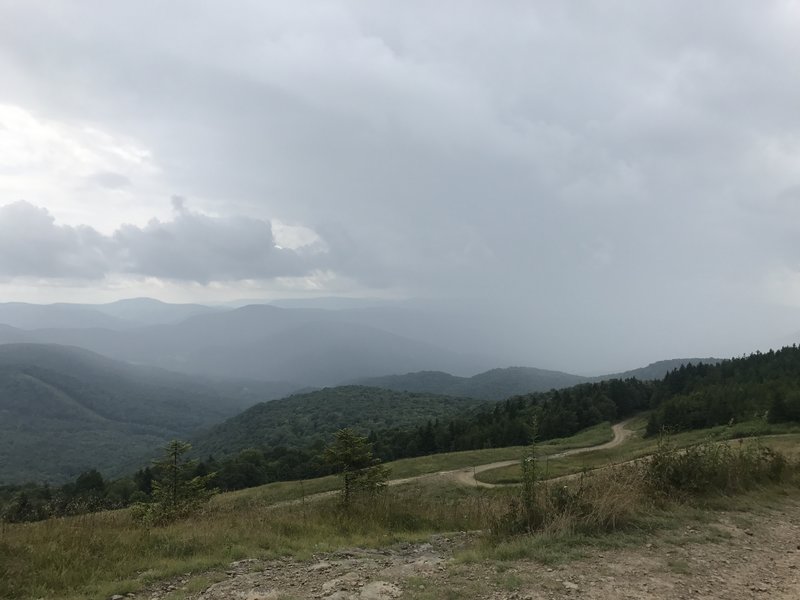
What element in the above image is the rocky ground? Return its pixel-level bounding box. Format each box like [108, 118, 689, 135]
[128, 496, 800, 600]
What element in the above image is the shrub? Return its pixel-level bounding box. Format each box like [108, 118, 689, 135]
[643, 435, 792, 497]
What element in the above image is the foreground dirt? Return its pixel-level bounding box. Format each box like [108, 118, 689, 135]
[132, 496, 800, 600]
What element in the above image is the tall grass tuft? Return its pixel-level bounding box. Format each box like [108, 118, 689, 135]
[643, 436, 793, 497]
[488, 437, 799, 543]
[489, 466, 647, 539]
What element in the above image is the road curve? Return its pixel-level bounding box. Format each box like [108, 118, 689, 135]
[269, 419, 636, 509]
[446, 418, 635, 489]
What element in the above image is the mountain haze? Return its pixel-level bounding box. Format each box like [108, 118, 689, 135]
[0, 303, 494, 385]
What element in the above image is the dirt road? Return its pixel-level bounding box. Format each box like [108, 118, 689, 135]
[447, 418, 635, 488]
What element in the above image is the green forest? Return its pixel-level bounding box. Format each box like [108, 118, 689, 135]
[4, 345, 800, 523]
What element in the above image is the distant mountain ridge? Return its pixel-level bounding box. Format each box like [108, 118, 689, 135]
[355, 358, 724, 400]
[354, 367, 588, 400]
[0, 298, 220, 330]
[0, 298, 725, 392]
[602, 357, 723, 382]
[0, 304, 494, 386]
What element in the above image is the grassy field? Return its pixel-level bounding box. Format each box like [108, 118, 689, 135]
[385, 421, 613, 479]
[3, 419, 799, 600]
[0, 480, 494, 600]
[476, 420, 800, 485]
[212, 421, 614, 508]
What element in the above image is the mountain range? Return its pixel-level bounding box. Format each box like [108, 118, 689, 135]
[0, 300, 496, 385]
[0, 298, 726, 483]
[354, 358, 722, 400]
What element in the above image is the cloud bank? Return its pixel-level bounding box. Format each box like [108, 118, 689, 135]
[0, 200, 326, 283]
[1, 1, 799, 370]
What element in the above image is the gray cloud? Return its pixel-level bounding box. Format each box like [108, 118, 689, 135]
[0, 201, 111, 279]
[0, 201, 326, 283]
[0, 1, 799, 370]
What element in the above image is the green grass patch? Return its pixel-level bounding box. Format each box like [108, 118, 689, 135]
[386, 422, 613, 479]
[476, 423, 800, 485]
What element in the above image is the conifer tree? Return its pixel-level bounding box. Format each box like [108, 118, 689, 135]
[132, 440, 216, 525]
[324, 428, 388, 506]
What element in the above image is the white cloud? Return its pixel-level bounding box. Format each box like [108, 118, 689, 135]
[0, 200, 329, 284]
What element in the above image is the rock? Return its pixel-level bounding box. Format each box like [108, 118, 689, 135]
[359, 581, 402, 599]
[111, 596, 125, 600]
[322, 572, 361, 593]
[562, 581, 579, 591]
[323, 593, 353, 600]
[310, 561, 333, 572]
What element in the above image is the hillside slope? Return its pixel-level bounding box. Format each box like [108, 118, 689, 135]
[191, 385, 489, 458]
[0, 344, 298, 483]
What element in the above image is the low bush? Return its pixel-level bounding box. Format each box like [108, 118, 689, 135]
[489, 436, 798, 543]
[643, 436, 793, 497]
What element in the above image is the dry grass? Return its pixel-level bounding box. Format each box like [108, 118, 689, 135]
[0, 480, 494, 600]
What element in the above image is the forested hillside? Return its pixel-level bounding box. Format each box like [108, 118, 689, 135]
[369, 378, 653, 461]
[647, 346, 800, 433]
[0, 344, 296, 483]
[191, 386, 488, 459]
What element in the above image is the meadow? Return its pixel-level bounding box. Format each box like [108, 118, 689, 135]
[2, 418, 799, 600]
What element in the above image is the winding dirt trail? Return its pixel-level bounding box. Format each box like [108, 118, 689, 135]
[270, 419, 636, 510]
[445, 418, 635, 489]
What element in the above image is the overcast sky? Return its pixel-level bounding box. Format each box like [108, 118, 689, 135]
[1, 1, 799, 372]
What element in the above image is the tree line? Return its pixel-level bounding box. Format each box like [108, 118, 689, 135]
[646, 345, 800, 433]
